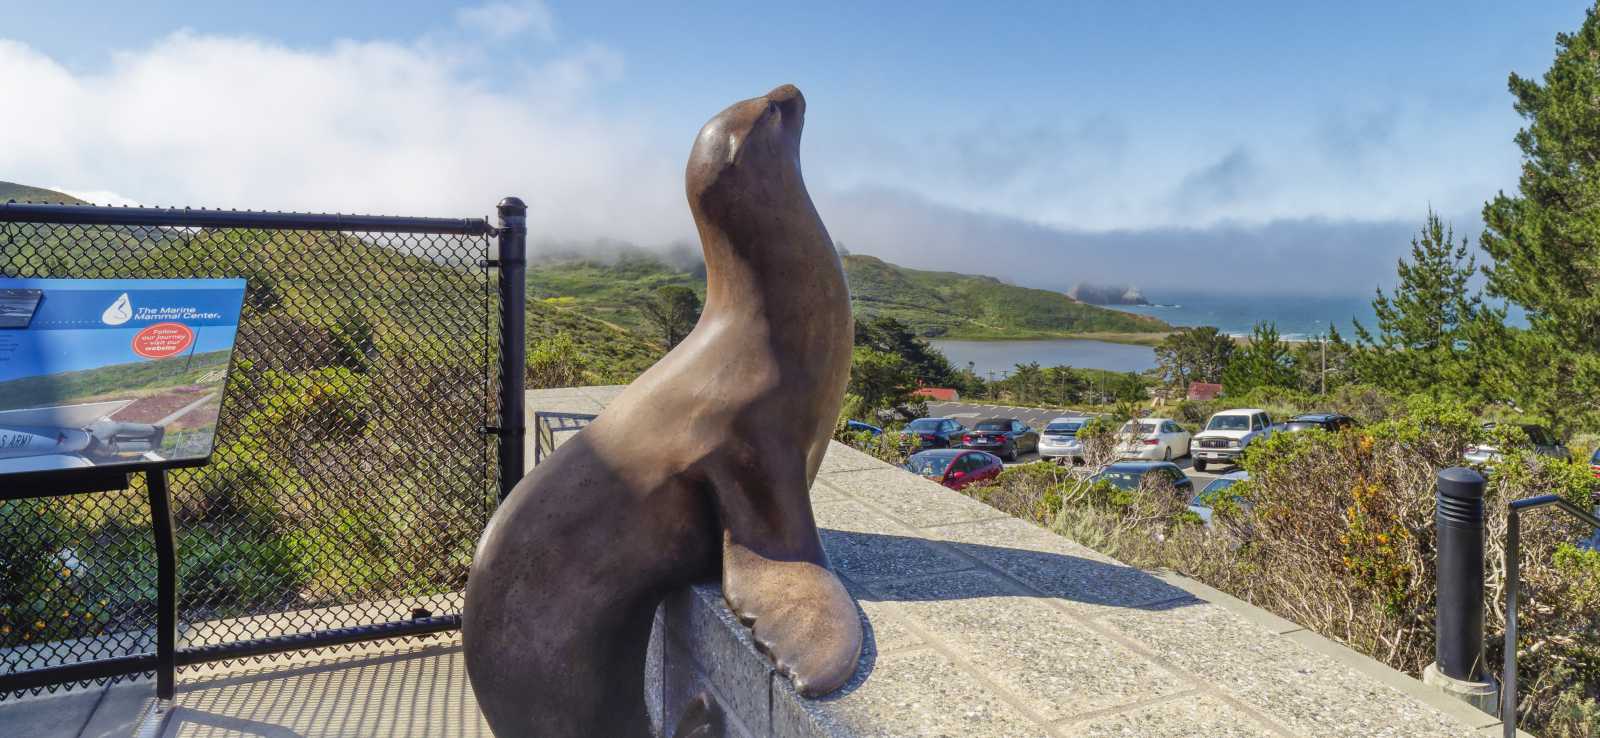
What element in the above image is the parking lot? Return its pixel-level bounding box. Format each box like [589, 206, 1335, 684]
[923, 400, 1230, 487]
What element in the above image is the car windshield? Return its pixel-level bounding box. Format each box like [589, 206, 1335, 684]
[906, 419, 942, 432]
[906, 455, 953, 477]
[1285, 421, 1323, 431]
[974, 421, 1009, 431]
[1206, 415, 1250, 431]
[1044, 422, 1082, 434]
[1095, 471, 1143, 490]
[1192, 478, 1238, 506]
[1119, 422, 1157, 435]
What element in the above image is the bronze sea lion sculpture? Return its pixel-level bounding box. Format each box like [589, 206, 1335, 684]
[463, 83, 862, 737]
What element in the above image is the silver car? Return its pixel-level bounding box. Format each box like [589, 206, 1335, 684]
[1464, 423, 1570, 465]
[1038, 416, 1086, 462]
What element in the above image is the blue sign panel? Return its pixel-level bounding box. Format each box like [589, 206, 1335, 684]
[0, 278, 246, 475]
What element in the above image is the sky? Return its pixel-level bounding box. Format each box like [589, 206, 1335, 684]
[0, 1, 1591, 296]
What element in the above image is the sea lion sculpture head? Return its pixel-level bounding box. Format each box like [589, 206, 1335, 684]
[686, 84, 807, 216]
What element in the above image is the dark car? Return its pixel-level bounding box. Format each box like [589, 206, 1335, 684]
[1284, 412, 1357, 433]
[845, 420, 884, 436]
[1090, 460, 1193, 497]
[960, 418, 1039, 461]
[905, 448, 1003, 490]
[898, 417, 966, 451]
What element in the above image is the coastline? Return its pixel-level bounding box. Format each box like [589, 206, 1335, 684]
[933, 329, 1172, 347]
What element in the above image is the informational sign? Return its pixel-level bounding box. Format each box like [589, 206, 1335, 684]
[0, 278, 246, 476]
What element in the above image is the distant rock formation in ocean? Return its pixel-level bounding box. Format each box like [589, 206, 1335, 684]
[1066, 283, 1150, 306]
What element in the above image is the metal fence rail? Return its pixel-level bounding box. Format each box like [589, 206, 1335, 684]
[531, 411, 598, 469]
[1501, 494, 1600, 738]
[0, 198, 526, 700]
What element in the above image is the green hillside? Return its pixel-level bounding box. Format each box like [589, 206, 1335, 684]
[525, 251, 1170, 343]
[527, 252, 701, 335]
[842, 254, 1169, 340]
[0, 181, 87, 204]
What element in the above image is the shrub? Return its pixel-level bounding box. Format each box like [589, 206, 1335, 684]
[950, 392, 1600, 734]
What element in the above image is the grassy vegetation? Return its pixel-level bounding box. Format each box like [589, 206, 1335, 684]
[523, 250, 1171, 345]
[527, 252, 701, 335]
[0, 181, 87, 204]
[842, 254, 1169, 339]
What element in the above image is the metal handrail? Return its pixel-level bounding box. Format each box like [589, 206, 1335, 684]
[531, 411, 598, 466]
[1502, 494, 1600, 738]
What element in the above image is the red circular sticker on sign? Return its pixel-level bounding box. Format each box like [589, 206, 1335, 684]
[132, 322, 195, 359]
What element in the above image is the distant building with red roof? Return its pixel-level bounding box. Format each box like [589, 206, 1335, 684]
[912, 387, 960, 402]
[1187, 382, 1223, 402]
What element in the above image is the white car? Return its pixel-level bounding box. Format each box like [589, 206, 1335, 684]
[1038, 416, 1087, 462]
[1114, 418, 1191, 461]
[1191, 408, 1276, 471]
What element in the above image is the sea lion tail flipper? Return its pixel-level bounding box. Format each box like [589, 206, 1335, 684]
[711, 454, 863, 697]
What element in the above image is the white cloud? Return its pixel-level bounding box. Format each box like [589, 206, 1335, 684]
[456, 1, 555, 42]
[47, 187, 141, 207]
[0, 24, 1522, 296]
[0, 33, 689, 245]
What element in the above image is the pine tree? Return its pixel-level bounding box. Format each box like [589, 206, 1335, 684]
[1353, 210, 1494, 398]
[1222, 322, 1297, 395]
[1479, 5, 1600, 430]
[638, 285, 702, 349]
[1154, 326, 1235, 391]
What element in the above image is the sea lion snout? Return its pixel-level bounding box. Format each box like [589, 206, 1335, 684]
[765, 84, 804, 120]
[687, 85, 807, 204]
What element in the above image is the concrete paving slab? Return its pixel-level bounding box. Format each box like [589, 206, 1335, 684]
[814, 499, 974, 583]
[159, 643, 489, 738]
[919, 516, 1195, 617]
[79, 681, 160, 738]
[0, 687, 104, 738]
[818, 443, 888, 475]
[822, 467, 1009, 529]
[1060, 692, 1277, 738]
[774, 649, 1053, 738]
[1101, 602, 1475, 738]
[866, 570, 1184, 722]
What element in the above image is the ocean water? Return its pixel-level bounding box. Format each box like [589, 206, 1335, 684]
[1110, 291, 1381, 340]
[932, 291, 1526, 375]
[932, 339, 1157, 377]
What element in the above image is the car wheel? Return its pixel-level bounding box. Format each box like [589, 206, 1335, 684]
[1194, 460, 1207, 472]
[1006, 445, 1018, 462]
[1163, 446, 1172, 461]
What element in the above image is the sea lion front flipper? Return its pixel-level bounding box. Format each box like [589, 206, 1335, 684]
[711, 451, 863, 697]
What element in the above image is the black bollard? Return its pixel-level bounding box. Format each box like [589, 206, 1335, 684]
[1435, 466, 1487, 681]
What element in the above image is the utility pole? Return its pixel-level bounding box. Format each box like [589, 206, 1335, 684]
[1320, 334, 1327, 396]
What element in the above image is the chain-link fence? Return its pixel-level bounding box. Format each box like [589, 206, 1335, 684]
[0, 199, 525, 698]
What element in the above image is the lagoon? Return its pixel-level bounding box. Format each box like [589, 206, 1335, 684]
[931, 339, 1157, 377]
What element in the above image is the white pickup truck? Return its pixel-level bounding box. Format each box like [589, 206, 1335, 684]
[1190, 408, 1277, 471]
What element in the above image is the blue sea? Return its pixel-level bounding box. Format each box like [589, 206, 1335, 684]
[932, 291, 1526, 376]
[1111, 291, 1381, 340]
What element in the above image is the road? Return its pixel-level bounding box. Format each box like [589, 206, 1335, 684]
[924, 399, 1230, 487]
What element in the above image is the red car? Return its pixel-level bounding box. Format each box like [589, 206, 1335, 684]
[904, 448, 1003, 490]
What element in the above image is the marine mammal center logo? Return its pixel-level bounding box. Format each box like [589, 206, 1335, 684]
[101, 293, 133, 326]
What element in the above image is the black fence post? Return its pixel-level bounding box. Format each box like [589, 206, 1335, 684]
[496, 197, 527, 500]
[1502, 506, 1522, 738]
[1435, 467, 1487, 681]
[146, 468, 177, 702]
